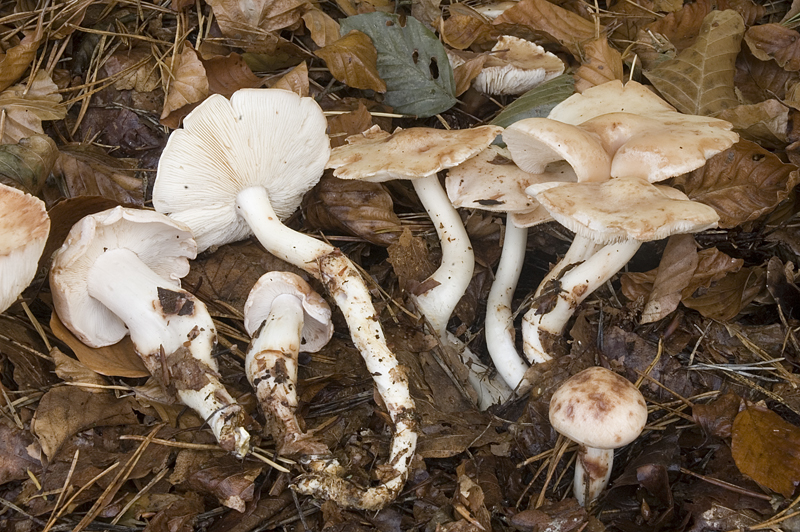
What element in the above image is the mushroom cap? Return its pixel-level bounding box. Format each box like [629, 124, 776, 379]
[0, 184, 50, 314]
[327, 124, 503, 181]
[243, 271, 333, 353]
[503, 118, 611, 182]
[527, 176, 720, 244]
[547, 80, 676, 126]
[50, 206, 197, 347]
[153, 89, 331, 252]
[445, 145, 575, 219]
[473, 36, 564, 96]
[549, 366, 648, 450]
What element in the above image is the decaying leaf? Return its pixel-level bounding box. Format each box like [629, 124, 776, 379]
[302, 7, 341, 47]
[765, 256, 800, 320]
[103, 45, 161, 92]
[203, 52, 261, 98]
[574, 36, 624, 93]
[51, 347, 108, 389]
[139, 492, 204, 532]
[326, 101, 375, 147]
[735, 47, 800, 105]
[387, 228, 438, 291]
[52, 144, 145, 206]
[447, 49, 488, 96]
[452, 461, 492, 532]
[340, 13, 457, 116]
[315, 31, 387, 93]
[271, 61, 309, 96]
[0, 28, 42, 92]
[681, 265, 764, 321]
[302, 173, 402, 246]
[0, 422, 41, 485]
[645, 10, 743, 116]
[0, 134, 58, 195]
[732, 402, 800, 497]
[493, 0, 600, 58]
[511, 499, 588, 532]
[715, 99, 789, 148]
[641, 234, 698, 324]
[0, 70, 66, 144]
[206, 0, 309, 44]
[745, 23, 800, 71]
[672, 140, 799, 228]
[692, 391, 742, 439]
[439, 3, 495, 50]
[160, 43, 209, 128]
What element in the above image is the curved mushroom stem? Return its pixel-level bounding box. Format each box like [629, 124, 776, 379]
[574, 446, 614, 506]
[236, 186, 417, 510]
[88, 248, 250, 457]
[523, 239, 640, 363]
[411, 174, 513, 409]
[485, 221, 530, 391]
[246, 294, 328, 456]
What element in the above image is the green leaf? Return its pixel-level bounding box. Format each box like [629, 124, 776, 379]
[340, 13, 456, 117]
[490, 74, 575, 128]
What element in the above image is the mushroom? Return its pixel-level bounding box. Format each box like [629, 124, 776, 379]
[152, 89, 416, 510]
[0, 184, 50, 314]
[549, 366, 648, 505]
[49, 206, 250, 457]
[243, 271, 333, 456]
[327, 125, 512, 409]
[473, 36, 565, 96]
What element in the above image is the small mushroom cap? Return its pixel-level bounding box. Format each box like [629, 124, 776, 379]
[244, 271, 333, 353]
[0, 184, 50, 314]
[473, 36, 564, 95]
[445, 145, 576, 218]
[153, 89, 330, 252]
[50, 206, 197, 347]
[327, 124, 503, 181]
[527, 176, 720, 244]
[549, 366, 648, 450]
[503, 118, 611, 182]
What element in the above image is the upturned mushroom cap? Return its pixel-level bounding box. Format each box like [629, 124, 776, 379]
[502, 118, 611, 182]
[473, 36, 564, 95]
[50, 206, 196, 347]
[153, 89, 330, 252]
[527, 176, 720, 244]
[0, 185, 50, 314]
[244, 271, 333, 353]
[549, 366, 647, 450]
[328, 124, 503, 181]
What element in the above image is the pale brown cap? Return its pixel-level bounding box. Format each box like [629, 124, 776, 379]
[473, 36, 564, 96]
[244, 271, 333, 353]
[547, 80, 676, 125]
[0, 184, 50, 313]
[328, 125, 503, 181]
[549, 366, 648, 449]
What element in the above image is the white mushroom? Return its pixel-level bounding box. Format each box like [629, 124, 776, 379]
[153, 89, 416, 511]
[49, 206, 250, 457]
[473, 36, 565, 96]
[549, 366, 648, 505]
[0, 184, 50, 314]
[328, 125, 513, 409]
[244, 272, 333, 457]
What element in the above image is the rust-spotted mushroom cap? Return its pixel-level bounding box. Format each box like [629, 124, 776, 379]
[0, 184, 50, 314]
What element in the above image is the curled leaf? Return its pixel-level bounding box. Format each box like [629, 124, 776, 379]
[271, 61, 309, 96]
[302, 8, 341, 47]
[745, 23, 800, 71]
[681, 266, 764, 321]
[160, 43, 209, 128]
[735, 47, 799, 105]
[0, 134, 58, 195]
[0, 28, 42, 92]
[640, 234, 698, 324]
[0, 70, 66, 144]
[574, 36, 624, 93]
[314, 31, 387, 93]
[439, 4, 496, 50]
[715, 99, 789, 149]
[52, 144, 144, 206]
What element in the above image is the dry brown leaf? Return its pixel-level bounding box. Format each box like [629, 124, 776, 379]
[0, 422, 41, 485]
[412, 0, 442, 29]
[50, 313, 149, 378]
[574, 36, 624, 93]
[607, 0, 657, 44]
[692, 391, 742, 439]
[452, 52, 487, 96]
[326, 101, 375, 148]
[641, 234, 698, 324]
[0, 70, 66, 144]
[682, 247, 743, 297]
[0, 28, 42, 92]
[735, 47, 799, 105]
[302, 8, 341, 47]
[51, 347, 108, 389]
[302, 173, 402, 246]
[0, 134, 58, 195]
[745, 23, 800, 71]
[715, 99, 789, 148]
[140, 492, 204, 532]
[493, 0, 600, 58]
[387, 228, 437, 291]
[160, 43, 209, 128]
[103, 46, 160, 92]
[732, 402, 800, 497]
[645, 10, 743, 116]
[672, 140, 799, 228]
[454, 462, 492, 532]
[52, 144, 144, 205]
[182, 457, 263, 512]
[438, 4, 496, 50]
[207, 0, 309, 39]
[203, 52, 261, 98]
[314, 31, 387, 92]
[681, 265, 764, 320]
[271, 61, 309, 96]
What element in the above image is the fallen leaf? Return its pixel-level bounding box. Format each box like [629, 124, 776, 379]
[160, 43, 209, 128]
[490, 73, 574, 127]
[692, 391, 742, 439]
[51, 347, 109, 389]
[412, 0, 442, 29]
[641, 234, 698, 324]
[734, 46, 799, 105]
[387, 228, 437, 290]
[0, 422, 41, 485]
[0, 28, 42, 92]
[681, 266, 764, 321]
[493, 0, 600, 58]
[315, 31, 387, 92]
[715, 99, 789, 148]
[138, 492, 204, 532]
[511, 499, 588, 532]
[607, 0, 657, 44]
[183, 457, 263, 512]
[0, 70, 66, 144]
[438, 4, 495, 50]
[449, 50, 488, 96]
[732, 402, 800, 497]
[271, 61, 310, 96]
[766, 256, 800, 320]
[52, 144, 144, 206]
[0, 134, 58, 195]
[745, 23, 800, 71]
[302, 7, 341, 47]
[102, 45, 160, 92]
[645, 10, 743, 116]
[672, 140, 799, 228]
[206, 0, 309, 41]
[203, 52, 261, 98]
[574, 36, 624, 93]
[454, 461, 492, 532]
[682, 247, 744, 297]
[340, 13, 457, 116]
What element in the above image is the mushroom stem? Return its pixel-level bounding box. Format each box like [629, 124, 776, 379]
[485, 221, 530, 391]
[574, 446, 614, 506]
[523, 239, 640, 362]
[235, 185, 418, 510]
[411, 174, 513, 408]
[533, 235, 603, 299]
[87, 248, 250, 457]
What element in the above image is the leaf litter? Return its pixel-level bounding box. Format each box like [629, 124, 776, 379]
[5, 0, 800, 530]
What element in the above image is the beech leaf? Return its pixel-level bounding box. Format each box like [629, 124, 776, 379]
[52, 144, 144, 206]
[715, 99, 789, 148]
[645, 10, 743, 116]
[0, 70, 66, 144]
[0, 28, 42, 92]
[745, 23, 800, 71]
[271, 61, 309, 96]
[574, 36, 624, 93]
[735, 47, 799, 105]
[340, 13, 456, 117]
[672, 140, 799, 228]
[314, 30, 387, 93]
[732, 403, 800, 497]
[641, 234, 698, 324]
[681, 266, 764, 321]
[439, 3, 495, 50]
[302, 8, 341, 47]
[160, 43, 209, 128]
